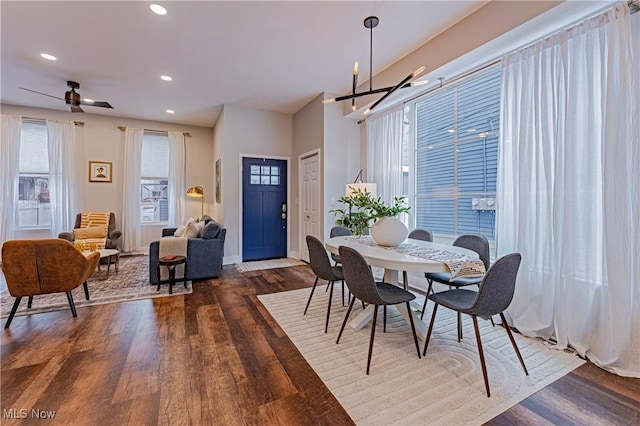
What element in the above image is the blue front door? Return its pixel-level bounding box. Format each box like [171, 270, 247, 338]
[242, 157, 287, 261]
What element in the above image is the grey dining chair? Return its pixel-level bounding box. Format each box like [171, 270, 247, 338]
[422, 252, 528, 397]
[421, 234, 491, 341]
[337, 246, 421, 375]
[304, 235, 344, 333]
[329, 226, 352, 305]
[402, 228, 433, 290]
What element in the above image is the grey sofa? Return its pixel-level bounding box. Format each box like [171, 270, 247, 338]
[148, 224, 226, 284]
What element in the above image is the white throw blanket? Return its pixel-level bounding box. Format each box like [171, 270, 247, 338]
[158, 237, 188, 280]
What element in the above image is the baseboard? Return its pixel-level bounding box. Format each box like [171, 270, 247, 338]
[223, 255, 241, 265]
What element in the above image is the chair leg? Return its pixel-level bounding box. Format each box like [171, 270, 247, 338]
[383, 305, 387, 332]
[27, 296, 33, 309]
[420, 279, 435, 320]
[4, 297, 22, 329]
[402, 271, 408, 291]
[66, 291, 78, 318]
[406, 302, 421, 359]
[500, 313, 529, 376]
[303, 277, 319, 315]
[472, 315, 490, 397]
[367, 305, 379, 375]
[336, 297, 356, 344]
[457, 312, 463, 342]
[422, 303, 438, 356]
[341, 280, 345, 306]
[83, 281, 90, 300]
[325, 281, 334, 333]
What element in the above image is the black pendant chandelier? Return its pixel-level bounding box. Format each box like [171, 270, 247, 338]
[323, 16, 427, 115]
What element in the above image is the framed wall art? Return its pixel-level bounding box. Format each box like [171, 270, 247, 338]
[89, 161, 112, 183]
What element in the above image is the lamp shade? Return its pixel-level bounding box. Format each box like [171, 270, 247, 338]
[346, 182, 377, 198]
[186, 186, 204, 197]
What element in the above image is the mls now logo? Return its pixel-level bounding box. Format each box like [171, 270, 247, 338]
[3, 408, 56, 419]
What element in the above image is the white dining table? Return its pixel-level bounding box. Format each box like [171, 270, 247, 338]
[325, 235, 479, 339]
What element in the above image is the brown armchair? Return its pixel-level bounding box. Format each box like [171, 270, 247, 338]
[58, 212, 121, 250]
[1, 239, 100, 328]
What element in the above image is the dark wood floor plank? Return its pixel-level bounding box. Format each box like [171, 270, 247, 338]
[2, 264, 638, 425]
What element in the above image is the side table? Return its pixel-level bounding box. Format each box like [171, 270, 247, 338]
[157, 255, 187, 294]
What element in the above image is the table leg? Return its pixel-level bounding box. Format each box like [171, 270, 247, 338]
[105, 256, 112, 279]
[168, 266, 175, 295]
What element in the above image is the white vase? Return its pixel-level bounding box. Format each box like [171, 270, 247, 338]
[370, 216, 408, 247]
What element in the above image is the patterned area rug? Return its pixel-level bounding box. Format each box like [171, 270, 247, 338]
[258, 288, 585, 425]
[235, 257, 306, 272]
[0, 255, 192, 318]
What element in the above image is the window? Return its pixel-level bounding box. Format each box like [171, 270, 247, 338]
[17, 121, 50, 229]
[409, 65, 501, 255]
[250, 164, 280, 185]
[140, 132, 169, 223]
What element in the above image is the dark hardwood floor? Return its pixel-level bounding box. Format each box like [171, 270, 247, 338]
[2, 264, 639, 425]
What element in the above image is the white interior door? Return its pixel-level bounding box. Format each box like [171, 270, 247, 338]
[300, 152, 320, 262]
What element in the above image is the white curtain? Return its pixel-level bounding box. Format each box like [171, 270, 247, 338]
[121, 127, 144, 252]
[366, 105, 405, 205]
[167, 131, 186, 226]
[0, 115, 22, 249]
[47, 120, 83, 237]
[497, 3, 639, 376]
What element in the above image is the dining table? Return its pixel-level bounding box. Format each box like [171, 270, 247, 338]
[325, 235, 480, 340]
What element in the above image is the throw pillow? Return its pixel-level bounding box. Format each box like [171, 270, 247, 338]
[201, 220, 221, 239]
[184, 220, 204, 238]
[174, 224, 186, 237]
[73, 225, 108, 239]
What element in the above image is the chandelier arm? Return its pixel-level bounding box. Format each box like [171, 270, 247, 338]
[365, 72, 414, 114]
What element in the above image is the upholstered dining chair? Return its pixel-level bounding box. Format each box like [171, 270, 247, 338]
[420, 234, 491, 341]
[304, 236, 344, 333]
[329, 225, 352, 265]
[422, 252, 527, 397]
[329, 226, 352, 305]
[402, 228, 433, 290]
[1, 239, 100, 328]
[337, 246, 421, 375]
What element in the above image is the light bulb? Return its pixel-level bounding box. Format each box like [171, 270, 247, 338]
[353, 61, 359, 75]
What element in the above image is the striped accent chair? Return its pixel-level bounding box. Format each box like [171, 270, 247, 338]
[58, 212, 121, 251]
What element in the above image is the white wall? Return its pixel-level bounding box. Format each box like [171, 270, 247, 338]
[216, 104, 294, 264]
[293, 93, 324, 255]
[323, 98, 360, 242]
[2, 104, 214, 250]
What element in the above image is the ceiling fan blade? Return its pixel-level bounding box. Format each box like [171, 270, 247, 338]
[80, 100, 113, 109]
[70, 105, 84, 113]
[19, 87, 65, 101]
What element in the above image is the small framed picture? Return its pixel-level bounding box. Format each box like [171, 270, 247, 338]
[89, 161, 112, 183]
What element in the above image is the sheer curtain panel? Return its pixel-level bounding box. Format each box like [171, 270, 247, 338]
[366, 105, 404, 205]
[167, 131, 186, 226]
[0, 115, 22, 249]
[47, 120, 83, 237]
[121, 128, 144, 252]
[497, 3, 639, 376]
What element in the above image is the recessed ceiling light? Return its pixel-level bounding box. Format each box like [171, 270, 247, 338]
[149, 4, 167, 15]
[40, 53, 56, 61]
[166, 109, 175, 114]
[83, 98, 94, 103]
[160, 75, 172, 81]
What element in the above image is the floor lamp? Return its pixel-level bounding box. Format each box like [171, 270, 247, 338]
[186, 186, 204, 217]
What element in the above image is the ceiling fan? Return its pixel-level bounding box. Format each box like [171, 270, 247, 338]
[19, 80, 113, 113]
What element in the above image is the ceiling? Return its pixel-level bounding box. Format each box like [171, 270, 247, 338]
[0, 1, 489, 128]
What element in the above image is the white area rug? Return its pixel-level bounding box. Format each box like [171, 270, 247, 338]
[258, 288, 585, 425]
[235, 257, 306, 272]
